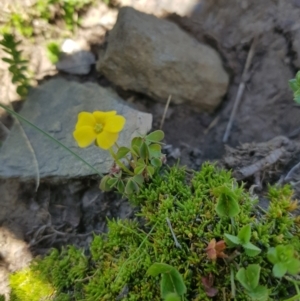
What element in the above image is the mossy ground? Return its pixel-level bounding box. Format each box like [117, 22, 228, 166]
[6, 163, 300, 300]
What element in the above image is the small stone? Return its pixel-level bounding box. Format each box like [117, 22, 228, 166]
[170, 148, 181, 159]
[61, 39, 81, 54]
[56, 51, 96, 75]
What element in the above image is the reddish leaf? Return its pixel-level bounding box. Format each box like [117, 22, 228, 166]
[206, 287, 218, 297]
[205, 239, 227, 261]
[201, 274, 218, 298]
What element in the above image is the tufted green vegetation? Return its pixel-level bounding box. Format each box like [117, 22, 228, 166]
[8, 163, 300, 300]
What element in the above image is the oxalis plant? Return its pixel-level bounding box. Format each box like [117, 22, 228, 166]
[73, 110, 165, 197]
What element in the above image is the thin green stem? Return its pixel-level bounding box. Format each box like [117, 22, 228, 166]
[0, 103, 103, 177]
[230, 267, 236, 298]
[109, 147, 134, 176]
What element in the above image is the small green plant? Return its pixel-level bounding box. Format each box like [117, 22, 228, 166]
[267, 245, 300, 278]
[72, 110, 165, 198]
[100, 130, 165, 197]
[225, 224, 261, 257]
[0, 33, 30, 97]
[289, 71, 300, 103]
[9, 268, 55, 301]
[147, 263, 187, 301]
[46, 41, 61, 63]
[236, 264, 269, 301]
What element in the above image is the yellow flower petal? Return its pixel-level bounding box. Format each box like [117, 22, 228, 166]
[75, 112, 96, 129]
[104, 115, 126, 133]
[96, 131, 119, 150]
[93, 111, 116, 124]
[73, 126, 97, 148]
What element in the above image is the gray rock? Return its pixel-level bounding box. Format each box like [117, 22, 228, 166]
[0, 78, 152, 180]
[56, 51, 96, 75]
[115, 0, 199, 16]
[96, 7, 229, 112]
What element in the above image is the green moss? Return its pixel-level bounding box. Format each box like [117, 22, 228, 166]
[9, 268, 55, 300]
[9, 163, 300, 300]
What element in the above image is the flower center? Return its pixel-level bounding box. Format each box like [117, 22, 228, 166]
[94, 123, 104, 134]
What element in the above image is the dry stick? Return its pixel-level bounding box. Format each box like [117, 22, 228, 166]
[204, 114, 220, 135]
[223, 38, 257, 143]
[285, 161, 300, 182]
[166, 217, 182, 249]
[160, 95, 172, 130]
[237, 147, 284, 179]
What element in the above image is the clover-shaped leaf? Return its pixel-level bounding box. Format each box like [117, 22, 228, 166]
[151, 157, 162, 168]
[238, 225, 251, 244]
[131, 137, 143, 156]
[213, 185, 240, 217]
[146, 130, 164, 143]
[224, 234, 240, 247]
[140, 142, 150, 160]
[149, 143, 162, 158]
[164, 293, 181, 301]
[125, 178, 139, 195]
[267, 245, 300, 278]
[243, 242, 261, 257]
[236, 264, 261, 291]
[248, 286, 269, 301]
[116, 146, 130, 159]
[236, 265, 269, 301]
[99, 175, 112, 192]
[147, 263, 186, 300]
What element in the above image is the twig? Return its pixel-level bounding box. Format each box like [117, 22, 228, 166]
[166, 217, 182, 249]
[236, 147, 284, 179]
[223, 37, 257, 143]
[204, 115, 220, 135]
[285, 161, 300, 182]
[160, 95, 172, 130]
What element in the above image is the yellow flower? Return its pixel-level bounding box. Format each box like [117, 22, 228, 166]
[73, 111, 126, 149]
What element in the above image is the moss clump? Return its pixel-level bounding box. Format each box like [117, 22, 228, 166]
[9, 268, 55, 300]
[9, 163, 300, 300]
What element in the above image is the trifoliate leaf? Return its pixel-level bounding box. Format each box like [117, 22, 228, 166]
[236, 264, 261, 291]
[116, 146, 130, 159]
[238, 224, 251, 244]
[146, 130, 164, 143]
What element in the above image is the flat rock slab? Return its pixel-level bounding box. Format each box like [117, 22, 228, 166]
[97, 7, 229, 112]
[0, 78, 152, 180]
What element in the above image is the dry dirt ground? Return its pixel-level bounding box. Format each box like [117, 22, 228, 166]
[1, 0, 300, 262]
